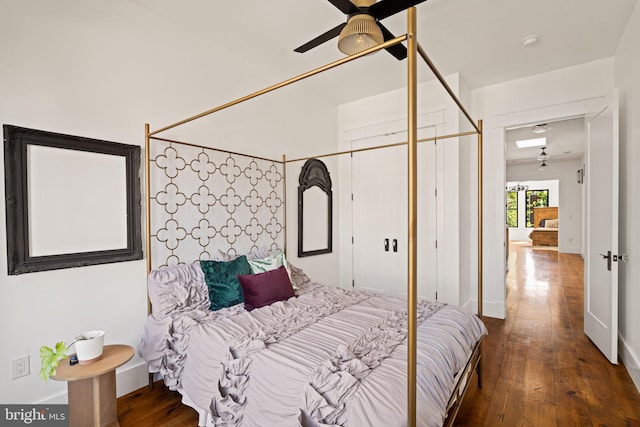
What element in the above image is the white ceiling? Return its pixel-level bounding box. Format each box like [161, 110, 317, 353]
[131, 0, 637, 105]
[505, 118, 585, 165]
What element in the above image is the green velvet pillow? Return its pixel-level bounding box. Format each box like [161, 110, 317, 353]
[200, 256, 251, 311]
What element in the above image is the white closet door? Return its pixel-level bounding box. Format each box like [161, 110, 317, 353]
[351, 135, 404, 294]
[394, 144, 408, 295]
[351, 127, 438, 298]
[417, 132, 438, 300]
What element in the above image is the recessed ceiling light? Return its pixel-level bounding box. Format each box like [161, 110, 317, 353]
[516, 137, 546, 148]
[522, 35, 540, 48]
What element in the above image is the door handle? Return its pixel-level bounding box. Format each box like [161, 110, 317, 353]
[600, 251, 612, 271]
[384, 238, 390, 252]
[392, 239, 398, 253]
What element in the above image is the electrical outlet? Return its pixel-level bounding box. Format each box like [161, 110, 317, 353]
[11, 355, 30, 380]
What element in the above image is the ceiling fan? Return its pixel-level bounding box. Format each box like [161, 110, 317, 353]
[294, 0, 428, 60]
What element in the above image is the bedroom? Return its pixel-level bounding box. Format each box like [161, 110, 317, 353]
[505, 117, 585, 253]
[505, 179, 560, 247]
[1, 0, 639, 425]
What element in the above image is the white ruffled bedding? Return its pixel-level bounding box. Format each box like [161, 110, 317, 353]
[139, 269, 486, 427]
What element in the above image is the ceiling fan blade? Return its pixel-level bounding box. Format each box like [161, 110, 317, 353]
[369, 0, 428, 21]
[327, 0, 359, 15]
[294, 23, 347, 53]
[379, 23, 407, 60]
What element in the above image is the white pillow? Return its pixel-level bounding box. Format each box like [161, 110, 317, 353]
[247, 250, 297, 290]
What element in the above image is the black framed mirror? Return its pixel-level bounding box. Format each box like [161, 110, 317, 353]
[3, 125, 142, 275]
[298, 158, 332, 257]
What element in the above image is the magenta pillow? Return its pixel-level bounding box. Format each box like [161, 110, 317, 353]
[237, 265, 295, 310]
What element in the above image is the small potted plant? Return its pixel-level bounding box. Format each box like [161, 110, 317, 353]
[39, 330, 105, 380]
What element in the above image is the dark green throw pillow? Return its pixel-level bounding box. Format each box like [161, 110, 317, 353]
[200, 256, 251, 311]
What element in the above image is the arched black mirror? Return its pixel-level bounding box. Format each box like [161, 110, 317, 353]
[298, 159, 332, 257]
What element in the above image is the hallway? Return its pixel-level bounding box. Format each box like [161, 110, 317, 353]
[455, 241, 640, 426]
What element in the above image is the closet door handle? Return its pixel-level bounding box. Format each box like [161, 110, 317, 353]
[600, 251, 612, 271]
[392, 239, 398, 253]
[384, 238, 390, 252]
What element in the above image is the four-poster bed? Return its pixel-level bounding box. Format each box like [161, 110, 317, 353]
[139, 7, 486, 427]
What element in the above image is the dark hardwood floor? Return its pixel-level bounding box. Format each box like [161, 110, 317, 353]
[455, 241, 640, 427]
[117, 241, 640, 426]
[117, 381, 198, 426]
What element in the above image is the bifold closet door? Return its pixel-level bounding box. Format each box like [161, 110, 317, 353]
[351, 135, 406, 295]
[350, 127, 438, 298]
[417, 136, 437, 301]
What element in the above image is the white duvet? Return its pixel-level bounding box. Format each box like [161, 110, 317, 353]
[139, 281, 486, 427]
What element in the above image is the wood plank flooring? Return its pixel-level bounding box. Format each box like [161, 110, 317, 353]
[117, 241, 640, 426]
[455, 241, 640, 427]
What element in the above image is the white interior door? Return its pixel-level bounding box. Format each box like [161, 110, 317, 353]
[584, 90, 619, 364]
[416, 133, 438, 301]
[351, 127, 437, 298]
[351, 134, 405, 295]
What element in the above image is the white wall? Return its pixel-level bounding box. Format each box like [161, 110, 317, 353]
[614, 0, 640, 391]
[0, 0, 338, 404]
[470, 58, 614, 318]
[458, 78, 476, 312]
[507, 159, 583, 254]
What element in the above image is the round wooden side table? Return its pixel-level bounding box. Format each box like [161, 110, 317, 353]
[52, 344, 134, 427]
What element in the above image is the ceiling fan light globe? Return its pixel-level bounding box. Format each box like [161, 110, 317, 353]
[338, 14, 383, 55]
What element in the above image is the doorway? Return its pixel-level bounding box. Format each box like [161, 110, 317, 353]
[504, 118, 585, 255]
[498, 92, 620, 363]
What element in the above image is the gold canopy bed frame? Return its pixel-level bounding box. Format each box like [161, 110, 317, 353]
[143, 8, 484, 426]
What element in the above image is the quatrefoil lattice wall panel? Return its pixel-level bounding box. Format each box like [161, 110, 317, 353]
[149, 140, 285, 269]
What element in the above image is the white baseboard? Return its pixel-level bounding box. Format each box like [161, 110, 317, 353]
[36, 361, 149, 405]
[619, 335, 640, 393]
[466, 298, 505, 319]
[116, 361, 151, 397]
[36, 391, 67, 405]
[558, 245, 582, 254]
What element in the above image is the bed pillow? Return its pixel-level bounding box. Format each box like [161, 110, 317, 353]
[545, 219, 559, 228]
[147, 261, 209, 317]
[288, 261, 311, 289]
[200, 256, 252, 311]
[237, 265, 295, 310]
[247, 250, 296, 289]
[539, 219, 547, 227]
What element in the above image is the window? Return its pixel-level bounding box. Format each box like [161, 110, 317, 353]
[525, 189, 549, 227]
[506, 191, 518, 227]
